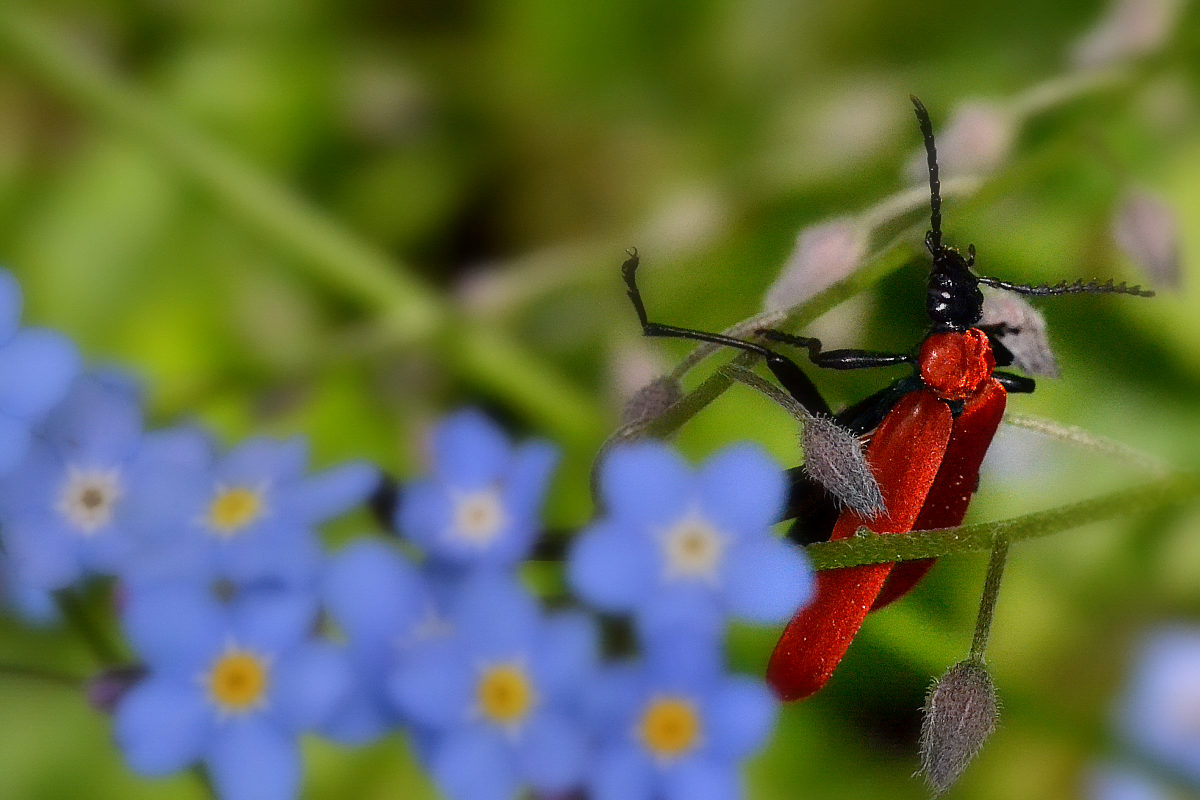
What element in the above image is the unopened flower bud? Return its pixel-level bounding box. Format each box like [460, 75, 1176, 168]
[86, 665, 146, 714]
[979, 288, 1059, 378]
[801, 415, 885, 518]
[1070, 0, 1182, 68]
[764, 219, 865, 312]
[919, 660, 999, 795]
[905, 101, 1014, 180]
[621, 376, 683, 427]
[1113, 188, 1180, 289]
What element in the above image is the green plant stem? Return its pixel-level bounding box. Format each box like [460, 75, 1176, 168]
[54, 590, 122, 666]
[805, 472, 1200, 570]
[968, 537, 1009, 663]
[0, 9, 603, 446]
[0, 661, 84, 688]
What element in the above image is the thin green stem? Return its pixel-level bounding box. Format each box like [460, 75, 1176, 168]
[805, 472, 1200, 570]
[54, 590, 122, 666]
[0, 661, 84, 688]
[968, 537, 1009, 663]
[0, 9, 603, 446]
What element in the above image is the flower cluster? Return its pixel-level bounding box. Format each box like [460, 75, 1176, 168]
[0, 265, 814, 800]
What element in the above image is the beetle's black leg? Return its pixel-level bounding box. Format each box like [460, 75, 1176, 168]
[995, 371, 1036, 393]
[978, 325, 1017, 368]
[622, 250, 834, 416]
[758, 329, 914, 370]
[783, 467, 842, 545]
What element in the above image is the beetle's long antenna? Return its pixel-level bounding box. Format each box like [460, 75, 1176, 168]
[977, 276, 1155, 298]
[911, 95, 942, 254]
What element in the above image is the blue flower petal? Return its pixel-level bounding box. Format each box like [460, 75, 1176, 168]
[534, 611, 597, 701]
[661, 758, 740, 800]
[589, 746, 656, 800]
[429, 409, 512, 489]
[2, 512, 78, 590]
[219, 523, 323, 588]
[0, 270, 22, 343]
[0, 328, 78, 419]
[229, 588, 318, 654]
[206, 719, 300, 800]
[272, 643, 351, 732]
[0, 440, 59, 516]
[114, 678, 211, 775]
[518, 712, 587, 794]
[722, 538, 813, 624]
[568, 521, 655, 613]
[705, 676, 778, 758]
[503, 440, 560, 517]
[598, 442, 692, 527]
[582, 663, 643, 737]
[696, 443, 785, 539]
[324, 540, 427, 644]
[43, 372, 143, 464]
[635, 587, 723, 652]
[219, 437, 309, 485]
[430, 726, 519, 800]
[450, 574, 538, 655]
[0, 414, 32, 475]
[122, 585, 225, 675]
[388, 638, 474, 729]
[293, 461, 379, 523]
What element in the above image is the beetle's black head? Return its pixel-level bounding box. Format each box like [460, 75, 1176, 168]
[927, 238, 983, 331]
[911, 96, 984, 331]
[910, 95, 1152, 328]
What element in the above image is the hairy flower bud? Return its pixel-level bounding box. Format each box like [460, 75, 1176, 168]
[1070, 0, 1182, 68]
[1113, 188, 1181, 289]
[801, 415, 885, 518]
[979, 288, 1059, 378]
[764, 219, 865, 312]
[919, 660, 999, 795]
[907, 101, 1014, 180]
[621, 376, 683, 427]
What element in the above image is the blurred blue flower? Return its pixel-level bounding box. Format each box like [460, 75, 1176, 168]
[0, 269, 79, 474]
[128, 435, 379, 590]
[388, 574, 596, 800]
[0, 552, 57, 625]
[568, 441, 812, 635]
[583, 641, 778, 800]
[320, 538, 436, 744]
[115, 584, 348, 800]
[1086, 764, 1168, 800]
[1117, 627, 1200, 785]
[0, 372, 146, 589]
[397, 409, 559, 574]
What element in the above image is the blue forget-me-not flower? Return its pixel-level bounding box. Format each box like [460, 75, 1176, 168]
[583, 638, 778, 800]
[114, 584, 349, 800]
[1117, 627, 1200, 785]
[568, 441, 813, 636]
[388, 574, 596, 800]
[0, 268, 78, 474]
[396, 409, 559, 575]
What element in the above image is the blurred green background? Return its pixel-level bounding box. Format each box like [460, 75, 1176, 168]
[0, 0, 1197, 798]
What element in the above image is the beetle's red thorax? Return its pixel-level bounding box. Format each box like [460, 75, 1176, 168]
[918, 328, 995, 401]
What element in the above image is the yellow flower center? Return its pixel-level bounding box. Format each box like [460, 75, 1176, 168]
[208, 486, 265, 537]
[205, 648, 270, 715]
[476, 663, 535, 728]
[452, 489, 507, 547]
[661, 513, 726, 584]
[638, 696, 702, 761]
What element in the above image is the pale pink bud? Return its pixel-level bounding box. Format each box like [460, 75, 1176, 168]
[87, 666, 146, 714]
[919, 660, 999, 795]
[764, 219, 865, 312]
[906, 101, 1014, 180]
[1070, 0, 1182, 68]
[1113, 188, 1181, 289]
[620, 376, 683, 427]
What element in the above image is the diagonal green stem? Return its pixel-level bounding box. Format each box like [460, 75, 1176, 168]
[0, 10, 603, 446]
[805, 473, 1200, 570]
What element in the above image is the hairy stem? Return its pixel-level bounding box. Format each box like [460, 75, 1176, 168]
[805, 473, 1200, 570]
[968, 537, 1010, 663]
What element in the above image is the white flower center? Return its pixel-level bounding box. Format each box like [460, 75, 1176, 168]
[659, 512, 727, 584]
[56, 466, 123, 535]
[450, 489, 508, 547]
